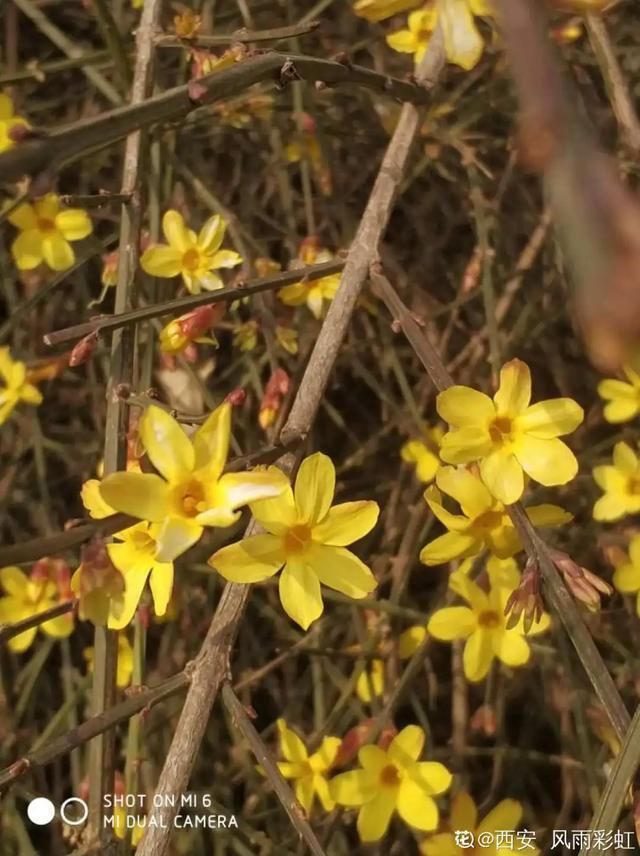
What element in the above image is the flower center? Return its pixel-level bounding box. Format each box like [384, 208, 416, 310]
[37, 217, 55, 233]
[489, 416, 514, 446]
[182, 248, 201, 273]
[379, 764, 401, 788]
[174, 479, 206, 518]
[478, 610, 501, 629]
[474, 509, 504, 531]
[283, 524, 312, 555]
[627, 476, 640, 495]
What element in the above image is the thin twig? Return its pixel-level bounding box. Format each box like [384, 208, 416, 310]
[155, 21, 320, 47]
[0, 600, 76, 646]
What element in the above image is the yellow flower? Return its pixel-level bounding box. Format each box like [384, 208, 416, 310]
[278, 239, 341, 319]
[99, 403, 288, 562]
[0, 93, 28, 153]
[0, 347, 42, 425]
[85, 633, 134, 688]
[330, 725, 452, 842]
[113, 804, 145, 845]
[70, 541, 125, 626]
[398, 625, 427, 658]
[598, 362, 640, 424]
[354, 0, 420, 22]
[276, 325, 299, 355]
[421, 466, 572, 564]
[106, 523, 174, 629]
[486, 555, 521, 588]
[427, 571, 550, 681]
[208, 452, 379, 630]
[233, 320, 259, 352]
[421, 791, 539, 856]
[593, 441, 640, 521]
[356, 659, 385, 703]
[611, 534, 640, 614]
[140, 209, 242, 294]
[0, 566, 73, 652]
[401, 425, 443, 483]
[386, 0, 492, 71]
[437, 359, 584, 505]
[158, 305, 222, 355]
[9, 193, 92, 272]
[276, 719, 341, 814]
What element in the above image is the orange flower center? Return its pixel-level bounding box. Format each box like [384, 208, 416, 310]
[489, 416, 514, 445]
[174, 479, 206, 517]
[379, 764, 401, 788]
[478, 610, 501, 629]
[283, 524, 312, 555]
[627, 476, 640, 495]
[182, 248, 201, 273]
[37, 217, 55, 233]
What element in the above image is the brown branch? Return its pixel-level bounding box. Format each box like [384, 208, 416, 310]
[44, 259, 345, 347]
[0, 52, 434, 184]
[0, 599, 76, 646]
[220, 684, 326, 856]
[134, 31, 446, 856]
[154, 21, 320, 47]
[371, 267, 630, 740]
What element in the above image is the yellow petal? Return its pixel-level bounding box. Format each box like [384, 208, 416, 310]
[55, 209, 92, 240]
[479, 451, 524, 505]
[210, 249, 242, 269]
[330, 770, 376, 806]
[0, 94, 14, 120]
[294, 776, 315, 814]
[0, 566, 28, 595]
[518, 398, 584, 438]
[81, 479, 116, 519]
[397, 782, 438, 831]
[140, 405, 195, 483]
[593, 493, 634, 522]
[8, 202, 36, 230]
[463, 627, 494, 681]
[526, 503, 572, 528]
[494, 359, 531, 416]
[598, 378, 635, 401]
[603, 398, 640, 424]
[613, 441, 638, 474]
[440, 0, 485, 70]
[11, 229, 44, 270]
[42, 233, 75, 271]
[307, 544, 376, 598]
[398, 625, 427, 658]
[162, 209, 191, 251]
[193, 401, 231, 475]
[386, 29, 419, 55]
[401, 440, 440, 483]
[277, 719, 309, 763]
[440, 427, 493, 464]
[427, 606, 477, 640]
[492, 629, 530, 667]
[278, 559, 323, 629]
[250, 486, 298, 534]
[613, 561, 640, 594]
[213, 469, 289, 515]
[450, 791, 478, 832]
[314, 774, 335, 811]
[477, 799, 522, 836]
[515, 436, 578, 487]
[154, 516, 202, 562]
[354, 0, 419, 23]
[148, 561, 174, 616]
[424, 485, 470, 531]
[357, 792, 396, 842]
[34, 194, 60, 220]
[208, 534, 283, 583]
[278, 282, 309, 306]
[197, 214, 225, 253]
[294, 452, 335, 525]
[389, 725, 425, 766]
[41, 612, 73, 639]
[107, 567, 149, 630]
[420, 531, 480, 565]
[311, 500, 379, 546]
[420, 832, 459, 856]
[437, 386, 494, 427]
[435, 466, 493, 518]
[99, 472, 171, 521]
[357, 660, 384, 703]
[140, 245, 183, 278]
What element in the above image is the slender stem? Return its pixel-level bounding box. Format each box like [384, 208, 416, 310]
[155, 21, 320, 47]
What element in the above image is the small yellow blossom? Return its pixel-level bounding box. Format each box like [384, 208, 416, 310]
[398, 625, 427, 657]
[85, 633, 134, 688]
[437, 359, 584, 505]
[427, 571, 550, 682]
[70, 541, 125, 626]
[593, 441, 640, 521]
[107, 523, 174, 628]
[421, 791, 539, 856]
[276, 719, 341, 814]
[233, 320, 259, 352]
[158, 305, 222, 355]
[356, 659, 385, 703]
[0, 93, 28, 153]
[278, 238, 341, 319]
[330, 725, 452, 842]
[0, 566, 73, 652]
[401, 425, 443, 483]
[598, 362, 640, 424]
[611, 534, 640, 615]
[387, 0, 492, 71]
[173, 9, 201, 38]
[421, 466, 571, 564]
[140, 209, 242, 294]
[275, 324, 299, 355]
[99, 403, 288, 562]
[354, 0, 420, 22]
[114, 804, 145, 845]
[208, 452, 379, 630]
[9, 193, 92, 272]
[0, 347, 42, 425]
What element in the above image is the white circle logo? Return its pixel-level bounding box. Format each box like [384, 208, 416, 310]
[60, 797, 89, 826]
[27, 797, 55, 826]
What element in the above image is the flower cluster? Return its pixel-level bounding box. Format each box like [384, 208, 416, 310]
[278, 236, 342, 319]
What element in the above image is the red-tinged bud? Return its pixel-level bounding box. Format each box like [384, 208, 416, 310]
[225, 388, 246, 407]
[298, 112, 316, 134]
[259, 368, 290, 432]
[334, 720, 375, 768]
[114, 771, 126, 796]
[79, 777, 90, 803]
[8, 123, 34, 144]
[299, 235, 319, 266]
[504, 556, 544, 632]
[550, 548, 613, 610]
[470, 705, 497, 737]
[377, 723, 397, 751]
[179, 304, 225, 338]
[69, 331, 99, 367]
[33, 558, 73, 600]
